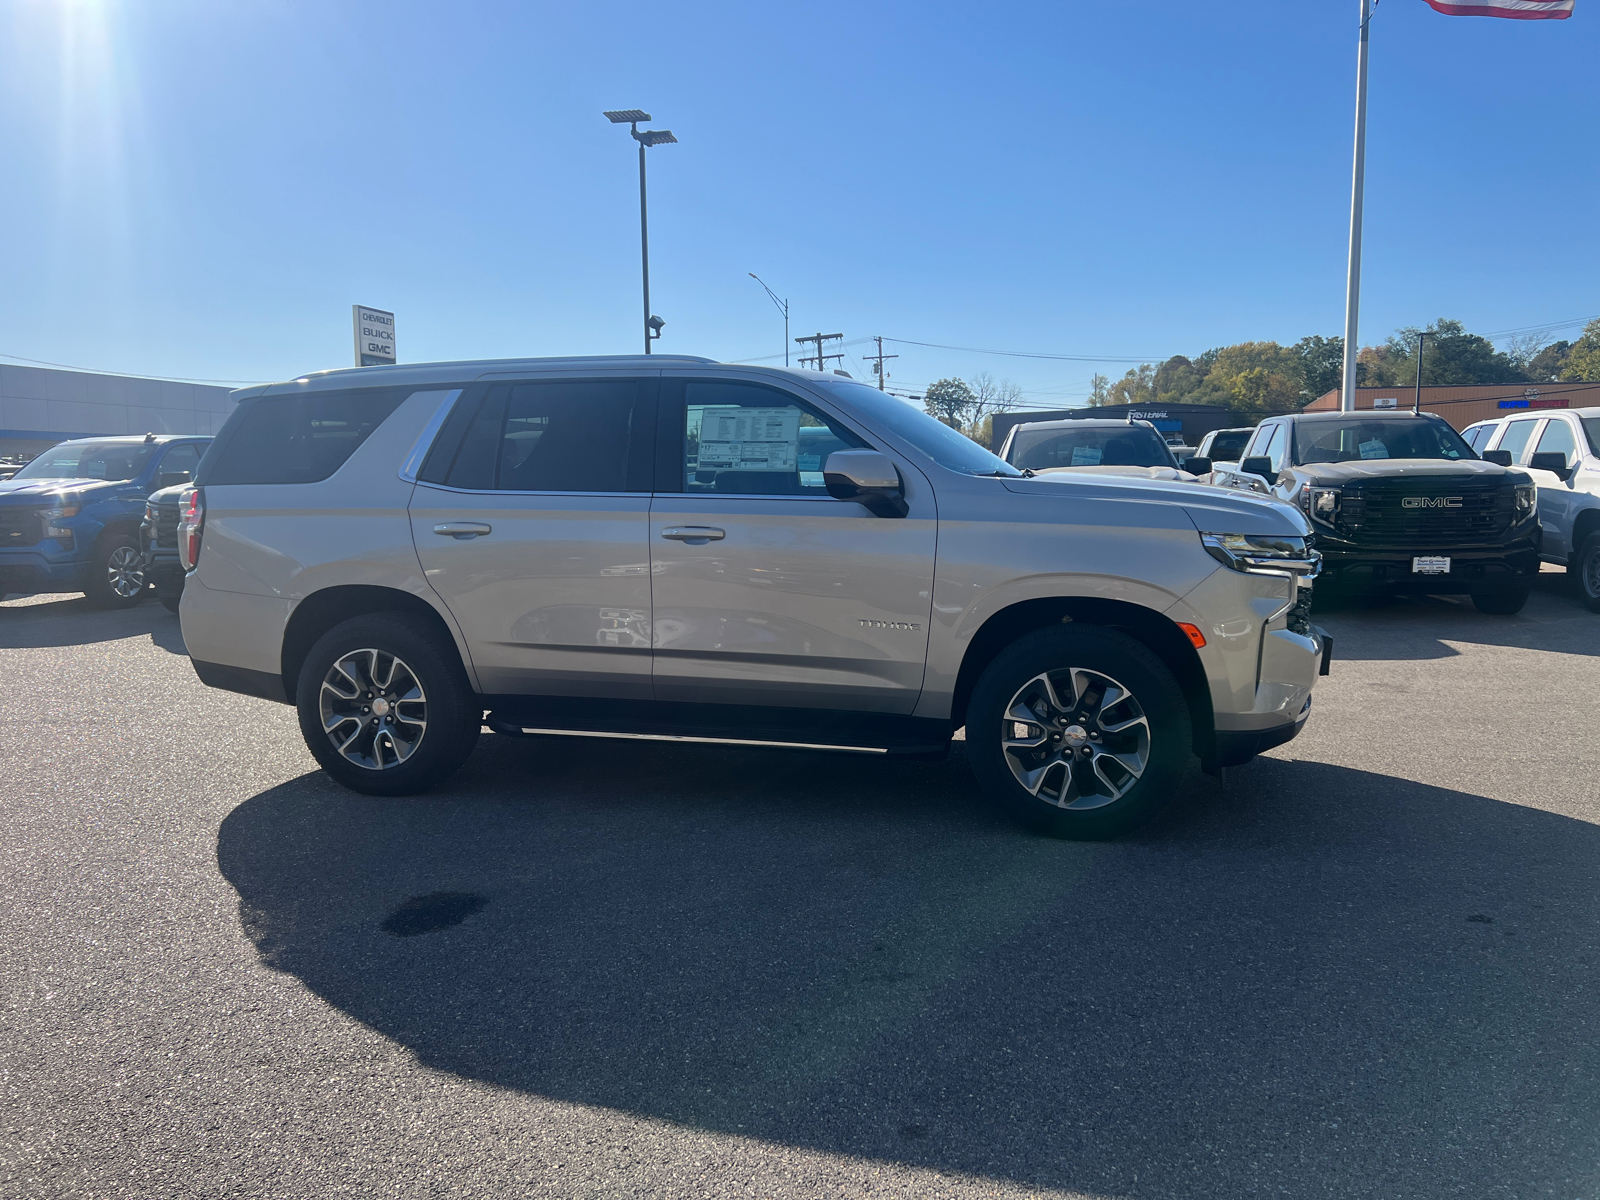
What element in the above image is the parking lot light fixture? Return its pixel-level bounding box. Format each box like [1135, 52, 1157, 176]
[605, 109, 678, 353]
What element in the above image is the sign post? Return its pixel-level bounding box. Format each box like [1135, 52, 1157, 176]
[352, 306, 396, 367]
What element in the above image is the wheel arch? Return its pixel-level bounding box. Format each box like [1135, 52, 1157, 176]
[281, 585, 473, 703]
[1571, 506, 1600, 564]
[949, 597, 1215, 761]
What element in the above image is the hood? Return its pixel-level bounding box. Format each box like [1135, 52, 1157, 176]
[147, 483, 188, 505]
[1003, 471, 1312, 538]
[0, 477, 116, 503]
[1032, 465, 1196, 483]
[1295, 458, 1516, 487]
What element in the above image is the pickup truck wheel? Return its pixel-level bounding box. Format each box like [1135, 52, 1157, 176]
[1574, 534, 1600, 614]
[84, 532, 146, 609]
[1471, 589, 1529, 616]
[295, 614, 480, 796]
[967, 625, 1191, 839]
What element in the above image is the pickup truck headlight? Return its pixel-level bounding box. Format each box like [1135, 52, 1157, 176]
[1514, 485, 1536, 520]
[1201, 531, 1320, 577]
[1298, 487, 1340, 524]
[36, 494, 81, 544]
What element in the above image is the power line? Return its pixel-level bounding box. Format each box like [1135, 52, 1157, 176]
[795, 332, 845, 373]
[882, 337, 1165, 363]
[0, 350, 263, 386]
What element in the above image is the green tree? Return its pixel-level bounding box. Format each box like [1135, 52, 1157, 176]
[1087, 373, 1112, 405]
[1562, 319, 1600, 382]
[1106, 364, 1156, 406]
[1525, 340, 1571, 382]
[1293, 335, 1344, 404]
[1385, 319, 1527, 386]
[923, 377, 976, 428]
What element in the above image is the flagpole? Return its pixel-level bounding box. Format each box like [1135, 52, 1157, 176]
[1341, 0, 1372, 413]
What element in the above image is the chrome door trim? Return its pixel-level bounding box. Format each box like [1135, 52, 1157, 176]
[397, 389, 465, 482]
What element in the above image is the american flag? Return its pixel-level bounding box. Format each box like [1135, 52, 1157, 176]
[1421, 0, 1574, 17]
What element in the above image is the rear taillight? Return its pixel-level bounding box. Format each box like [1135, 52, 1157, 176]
[178, 486, 204, 570]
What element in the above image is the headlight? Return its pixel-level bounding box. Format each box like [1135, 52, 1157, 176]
[36, 494, 81, 542]
[1201, 532, 1320, 577]
[1514, 485, 1536, 520]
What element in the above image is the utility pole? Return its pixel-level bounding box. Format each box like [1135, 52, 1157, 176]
[795, 332, 845, 373]
[863, 336, 898, 390]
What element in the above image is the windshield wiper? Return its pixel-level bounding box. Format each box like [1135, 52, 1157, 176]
[975, 468, 1032, 478]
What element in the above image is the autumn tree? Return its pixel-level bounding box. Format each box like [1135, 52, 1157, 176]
[922, 377, 977, 428]
[1562, 319, 1600, 382]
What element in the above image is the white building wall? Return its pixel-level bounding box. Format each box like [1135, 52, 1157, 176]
[0, 365, 239, 456]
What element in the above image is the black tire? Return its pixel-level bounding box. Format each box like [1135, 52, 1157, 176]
[1471, 589, 1529, 616]
[966, 625, 1192, 839]
[295, 613, 481, 796]
[1573, 533, 1600, 614]
[83, 531, 146, 609]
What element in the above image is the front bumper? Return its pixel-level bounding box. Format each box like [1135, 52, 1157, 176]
[1312, 524, 1541, 595]
[0, 552, 90, 595]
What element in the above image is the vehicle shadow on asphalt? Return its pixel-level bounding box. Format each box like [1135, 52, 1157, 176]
[0, 594, 187, 655]
[217, 737, 1600, 1199]
[1314, 571, 1598, 661]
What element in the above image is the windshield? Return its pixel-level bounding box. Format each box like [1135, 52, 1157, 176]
[12, 441, 156, 482]
[812, 379, 1021, 476]
[1293, 419, 1472, 465]
[1008, 424, 1176, 470]
[1206, 430, 1251, 461]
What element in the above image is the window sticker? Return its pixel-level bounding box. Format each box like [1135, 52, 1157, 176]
[1359, 438, 1389, 459]
[1070, 445, 1102, 466]
[695, 406, 800, 472]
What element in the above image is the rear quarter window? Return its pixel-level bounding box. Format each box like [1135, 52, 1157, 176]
[199, 387, 411, 485]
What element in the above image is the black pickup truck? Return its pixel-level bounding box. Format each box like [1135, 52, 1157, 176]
[1214, 411, 1541, 614]
[139, 482, 188, 613]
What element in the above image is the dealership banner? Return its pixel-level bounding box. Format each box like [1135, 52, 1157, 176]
[1421, 0, 1574, 18]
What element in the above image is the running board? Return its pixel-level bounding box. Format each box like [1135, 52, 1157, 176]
[495, 724, 889, 755]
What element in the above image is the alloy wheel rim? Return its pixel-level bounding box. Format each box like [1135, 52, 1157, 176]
[1586, 545, 1600, 600]
[318, 648, 428, 771]
[107, 545, 145, 598]
[1001, 667, 1150, 810]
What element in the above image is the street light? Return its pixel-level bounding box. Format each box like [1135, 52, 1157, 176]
[604, 109, 678, 354]
[748, 273, 789, 366]
[1413, 330, 1434, 415]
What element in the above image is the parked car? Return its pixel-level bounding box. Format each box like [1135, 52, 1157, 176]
[1460, 418, 1505, 454]
[1196, 427, 1256, 464]
[1474, 407, 1600, 612]
[179, 356, 1327, 838]
[1212, 411, 1539, 614]
[0, 434, 209, 606]
[140, 482, 189, 613]
[996, 418, 1212, 481]
[0, 455, 35, 482]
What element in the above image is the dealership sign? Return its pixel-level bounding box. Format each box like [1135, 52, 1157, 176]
[353, 305, 396, 367]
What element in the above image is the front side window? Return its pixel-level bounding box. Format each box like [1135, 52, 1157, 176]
[1008, 425, 1176, 470]
[157, 443, 202, 486]
[1262, 424, 1288, 472]
[13, 440, 156, 482]
[1494, 419, 1540, 464]
[1293, 419, 1471, 464]
[1581, 416, 1600, 457]
[1207, 430, 1251, 462]
[422, 380, 645, 492]
[1461, 425, 1489, 451]
[1534, 417, 1578, 466]
[671, 381, 864, 496]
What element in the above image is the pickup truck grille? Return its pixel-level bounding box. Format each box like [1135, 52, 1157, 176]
[1335, 483, 1511, 546]
[0, 508, 41, 548]
[154, 503, 181, 549]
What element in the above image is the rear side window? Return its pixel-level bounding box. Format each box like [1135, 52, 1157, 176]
[1495, 419, 1539, 463]
[418, 379, 651, 493]
[202, 387, 410, 485]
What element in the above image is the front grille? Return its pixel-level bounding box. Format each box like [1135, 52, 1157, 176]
[1286, 587, 1314, 637]
[155, 503, 181, 549]
[1335, 483, 1512, 546]
[0, 508, 41, 548]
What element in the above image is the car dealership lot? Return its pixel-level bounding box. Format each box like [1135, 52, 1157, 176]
[3, 572, 1599, 1200]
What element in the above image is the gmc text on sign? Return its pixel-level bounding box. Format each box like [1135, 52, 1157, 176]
[352, 305, 396, 367]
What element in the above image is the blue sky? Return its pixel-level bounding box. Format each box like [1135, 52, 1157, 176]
[0, 0, 1594, 409]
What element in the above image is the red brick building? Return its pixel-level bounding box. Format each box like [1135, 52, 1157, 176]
[1306, 382, 1600, 431]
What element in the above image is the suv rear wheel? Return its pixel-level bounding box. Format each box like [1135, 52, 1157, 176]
[295, 614, 481, 796]
[84, 531, 146, 609]
[1574, 533, 1600, 614]
[966, 625, 1191, 839]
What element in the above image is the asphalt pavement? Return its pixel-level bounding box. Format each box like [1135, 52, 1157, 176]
[3, 569, 1599, 1199]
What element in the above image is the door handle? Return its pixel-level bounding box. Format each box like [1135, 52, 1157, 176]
[660, 526, 726, 544]
[434, 522, 492, 539]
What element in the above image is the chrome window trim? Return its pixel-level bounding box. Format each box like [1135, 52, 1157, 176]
[409, 482, 648, 499]
[397, 389, 465, 483]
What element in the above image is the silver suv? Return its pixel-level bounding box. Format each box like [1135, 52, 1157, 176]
[180, 356, 1328, 837]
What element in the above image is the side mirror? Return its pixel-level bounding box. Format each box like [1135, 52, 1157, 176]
[1529, 451, 1573, 480]
[1184, 457, 1212, 475]
[1240, 455, 1277, 483]
[1481, 450, 1513, 467]
[823, 450, 908, 518]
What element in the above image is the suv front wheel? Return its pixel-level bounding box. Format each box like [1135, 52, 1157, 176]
[295, 613, 481, 796]
[966, 625, 1192, 839]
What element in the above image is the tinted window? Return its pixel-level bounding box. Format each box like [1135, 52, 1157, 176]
[1534, 417, 1578, 466]
[424, 380, 642, 492]
[1582, 417, 1600, 456]
[12, 440, 156, 481]
[671, 381, 864, 496]
[812, 379, 1020, 477]
[204, 387, 409, 485]
[1460, 425, 1488, 451]
[1207, 430, 1251, 461]
[158, 443, 203, 485]
[1262, 424, 1288, 472]
[1293, 419, 1470, 464]
[1008, 425, 1175, 470]
[1495, 419, 1539, 463]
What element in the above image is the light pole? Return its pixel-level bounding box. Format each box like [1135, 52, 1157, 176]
[1413, 330, 1433, 415]
[748, 273, 789, 366]
[604, 109, 677, 354]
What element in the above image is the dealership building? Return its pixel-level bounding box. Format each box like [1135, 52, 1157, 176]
[988, 403, 1238, 452]
[0, 364, 238, 460]
[1305, 382, 1600, 430]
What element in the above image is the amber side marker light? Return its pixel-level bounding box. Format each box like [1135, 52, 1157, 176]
[1177, 622, 1207, 649]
